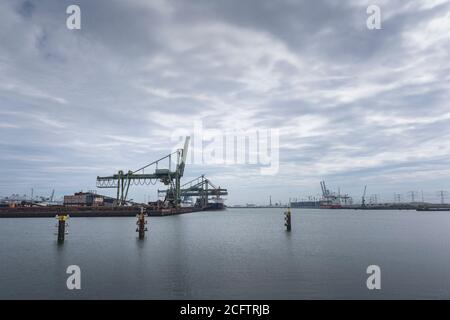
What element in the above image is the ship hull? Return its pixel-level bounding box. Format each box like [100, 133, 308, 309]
[319, 204, 343, 209]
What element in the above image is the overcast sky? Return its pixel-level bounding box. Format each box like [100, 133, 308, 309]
[1, 0, 450, 204]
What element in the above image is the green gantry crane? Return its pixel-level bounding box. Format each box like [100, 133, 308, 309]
[158, 175, 228, 209]
[96, 137, 190, 206]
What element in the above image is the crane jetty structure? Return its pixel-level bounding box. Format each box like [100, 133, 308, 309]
[290, 181, 450, 211]
[0, 136, 228, 218]
[290, 181, 353, 209]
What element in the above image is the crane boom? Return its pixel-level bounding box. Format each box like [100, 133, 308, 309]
[179, 136, 190, 177]
[362, 185, 367, 207]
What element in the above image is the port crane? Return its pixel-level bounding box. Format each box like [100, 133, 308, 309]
[361, 185, 367, 207]
[158, 175, 228, 208]
[320, 180, 353, 206]
[96, 137, 190, 206]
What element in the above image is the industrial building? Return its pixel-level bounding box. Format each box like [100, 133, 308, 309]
[63, 192, 115, 207]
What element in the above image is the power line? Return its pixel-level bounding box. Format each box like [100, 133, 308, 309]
[407, 191, 418, 203]
[394, 193, 402, 203]
[437, 191, 448, 204]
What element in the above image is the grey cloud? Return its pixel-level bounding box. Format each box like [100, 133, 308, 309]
[0, 0, 449, 203]
[17, 1, 36, 19]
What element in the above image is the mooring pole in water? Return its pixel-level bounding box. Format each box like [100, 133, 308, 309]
[284, 207, 292, 231]
[55, 213, 69, 243]
[136, 207, 148, 239]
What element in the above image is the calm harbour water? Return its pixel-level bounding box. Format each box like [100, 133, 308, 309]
[1, 208, 450, 299]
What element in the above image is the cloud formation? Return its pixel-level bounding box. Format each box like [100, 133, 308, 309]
[1, 0, 450, 204]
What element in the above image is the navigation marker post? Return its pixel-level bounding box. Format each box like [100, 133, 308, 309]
[284, 207, 292, 232]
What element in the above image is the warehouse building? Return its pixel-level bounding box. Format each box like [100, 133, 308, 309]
[63, 192, 115, 207]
